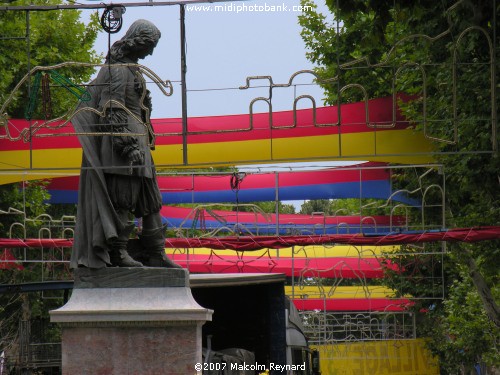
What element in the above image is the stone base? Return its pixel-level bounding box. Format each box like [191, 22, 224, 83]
[61, 325, 200, 375]
[50, 267, 212, 375]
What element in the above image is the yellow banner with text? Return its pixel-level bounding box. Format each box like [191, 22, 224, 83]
[313, 339, 439, 375]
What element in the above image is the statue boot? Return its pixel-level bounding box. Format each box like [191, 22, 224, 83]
[109, 224, 143, 267]
[139, 225, 182, 268]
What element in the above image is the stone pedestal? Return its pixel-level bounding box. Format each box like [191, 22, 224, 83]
[50, 268, 212, 375]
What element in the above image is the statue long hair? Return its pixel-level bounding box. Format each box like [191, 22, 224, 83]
[107, 19, 161, 63]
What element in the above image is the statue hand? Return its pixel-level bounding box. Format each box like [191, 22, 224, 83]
[128, 149, 144, 165]
[144, 90, 153, 112]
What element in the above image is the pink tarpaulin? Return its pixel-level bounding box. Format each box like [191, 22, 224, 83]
[161, 206, 406, 226]
[170, 255, 394, 278]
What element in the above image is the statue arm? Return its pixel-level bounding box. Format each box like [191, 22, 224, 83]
[98, 66, 143, 164]
[104, 108, 141, 162]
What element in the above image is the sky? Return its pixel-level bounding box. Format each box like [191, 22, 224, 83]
[82, 0, 332, 119]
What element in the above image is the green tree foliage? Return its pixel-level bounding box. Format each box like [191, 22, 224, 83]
[299, 0, 499, 371]
[422, 266, 500, 374]
[0, 3, 100, 367]
[0, 181, 73, 370]
[0, 0, 101, 118]
[0, 181, 49, 238]
[241, 201, 296, 215]
[299, 198, 385, 216]
[299, 199, 332, 215]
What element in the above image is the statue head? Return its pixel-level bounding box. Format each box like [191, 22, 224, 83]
[107, 19, 161, 62]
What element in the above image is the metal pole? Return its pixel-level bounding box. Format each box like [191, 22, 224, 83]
[492, 0, 498, 153]
[275, 172, 279, 236]
[0, 0, 245, 11]
[291, 246, 295, 300]
[26, 10, 32, 169]
[180, 4, 188, 165]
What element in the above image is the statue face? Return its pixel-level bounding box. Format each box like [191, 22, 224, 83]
[134, 41, 157, 60]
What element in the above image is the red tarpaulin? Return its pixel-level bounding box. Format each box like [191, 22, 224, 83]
[0, 226, 498, 250]
[167, 226, 499, 249]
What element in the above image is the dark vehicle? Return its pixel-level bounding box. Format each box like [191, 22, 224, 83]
[190, 273, 321, 375]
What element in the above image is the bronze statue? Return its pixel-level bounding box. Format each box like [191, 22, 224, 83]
[71, 19, 180, 269]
